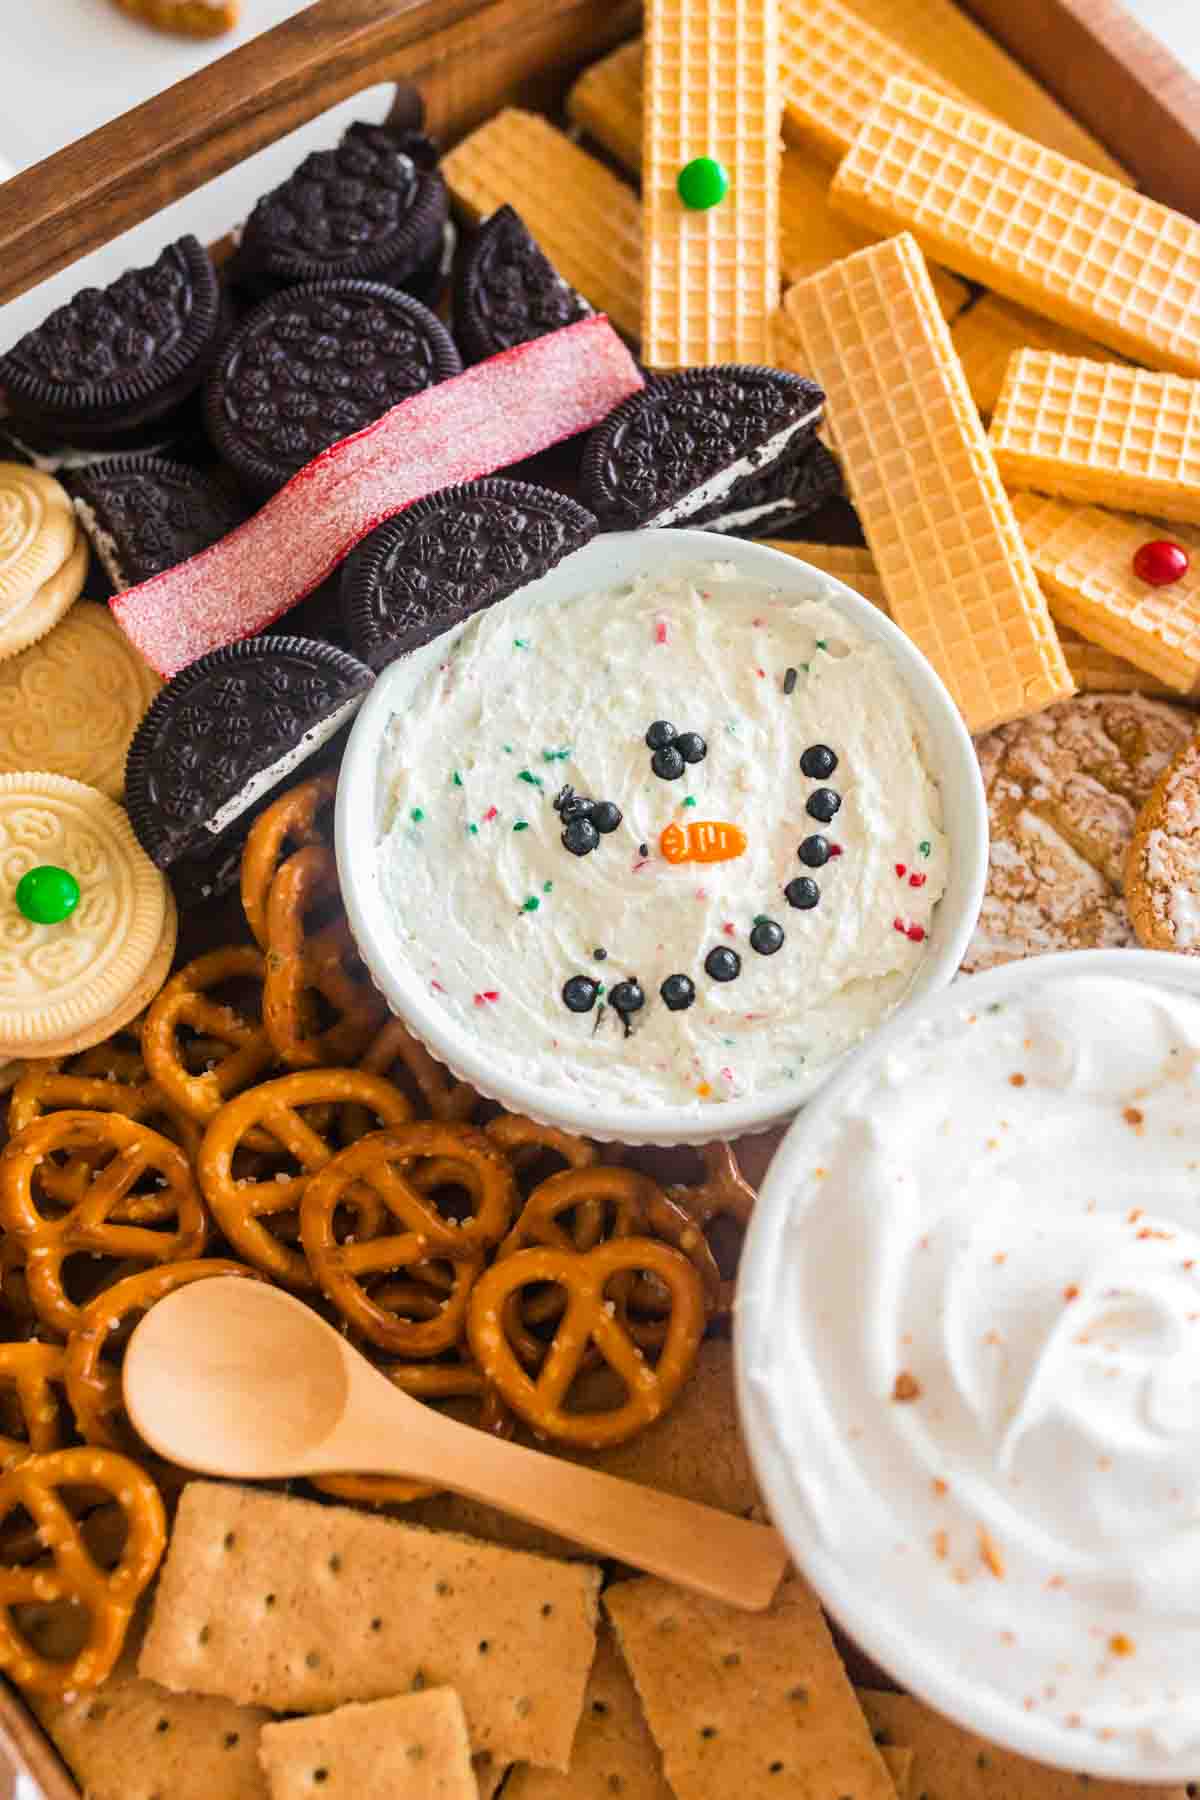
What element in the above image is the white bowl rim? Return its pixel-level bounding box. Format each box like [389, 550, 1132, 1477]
[335, 528, 988, 1145]
[735, 945, 1200, 1784]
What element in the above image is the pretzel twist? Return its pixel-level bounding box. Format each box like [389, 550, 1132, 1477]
[241, 771, 338, 949]
[142, 947, 278, 1138]
[262, 847, 386, 1068]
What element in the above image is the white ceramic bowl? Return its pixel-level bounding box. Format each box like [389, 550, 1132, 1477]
[336, 529, 988, 1144]
[736, 947, 1200, 1785]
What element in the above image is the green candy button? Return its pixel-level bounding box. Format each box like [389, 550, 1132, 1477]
[676, 156, 730, 210]
[16, 865, 81, 926]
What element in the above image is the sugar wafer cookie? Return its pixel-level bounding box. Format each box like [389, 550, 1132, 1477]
[783, 234, 1072, 732]
[567, 39, 644, 176]
[952, 297, 1125, 417]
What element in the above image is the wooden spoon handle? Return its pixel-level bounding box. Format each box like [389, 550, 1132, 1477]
[326, 1406, 789, 1611]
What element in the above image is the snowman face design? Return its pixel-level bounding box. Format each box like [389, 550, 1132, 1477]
[375, 560, 949, 1111]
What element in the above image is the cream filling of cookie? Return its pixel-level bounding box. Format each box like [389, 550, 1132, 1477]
[375, 559, 949, 1110]
[202, 697, 364, 839]
[71, 496, 126, 590]
[645, 412, 822, 527]
[748, 971, 1200, 1768]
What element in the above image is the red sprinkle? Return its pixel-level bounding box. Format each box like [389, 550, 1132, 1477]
[907, 924, 926, 943]
[722, 921, 736, 937]
[895, 863, 907, 877]
[756, 666, 766, 678]
[909, 872, 927, 888]
[694, 886, 708, 900]
[828, 843, 843, 858]
[633, 859, 650, 873]
[655, 619, 668, 645]
[473, 991, 500, 1006]
[1133, 539, 1190, 586]
[430, 979, 446, 994]
[893, 918, 907, 934]
[720, 1067, 734, 1082]
[483, 806, 498, 823]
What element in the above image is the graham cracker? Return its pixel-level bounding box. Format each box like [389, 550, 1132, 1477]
[991, 351, 1200, 524]
[566, 39, 643, 177]
[1012, 490, 1200, 695]
[138, 1482, 601, 1772]
[839, 0, 1132, 181]
[761, 541, 888, 612]
[858, 1689, 1194, 1800]
[881, 1743, 914, 1799]
[831, 80, 1200, 379]
[604, 1575, 897, 1800]
[505, 1627, 672, 1800]
[442, 111, 641, 341]
[475, 1753, 511, 1799]
[642, 0, 780, 368]
[258, 1689, 476, 1800]
[32, 1620, 271, 1800]
[783, 233, 1072, 733]
[779, 0, 972, 165]
[952, 297, 1126, 418]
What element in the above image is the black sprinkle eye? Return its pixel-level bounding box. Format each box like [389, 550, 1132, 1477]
[785, 877, 820, 910]
[593, 947, 608, 962]
[562, 977, 600, 1013]
[609, 978, 645, 1014]
[562, 817, 600, 856]
[645, 720, 677, 749]
[660, 974, 696, 1011]
[750, 919, 784, 955]
[651, 745, 685, 781]
[704, 947, 741, 983]
[806, 788, 841, 823]
[675, 732, 707, 765]
[590, 801, 623, 833]
[798, 834, 830, 867]
[559, 793, 596, 821]
[800, 744, 838, 779]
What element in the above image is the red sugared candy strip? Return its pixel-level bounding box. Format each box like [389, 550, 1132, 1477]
[112, 317, 643, 676]
[1132, 539, 1190, 587]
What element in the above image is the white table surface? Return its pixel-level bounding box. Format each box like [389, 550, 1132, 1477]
[0, 0, 1198, 1795]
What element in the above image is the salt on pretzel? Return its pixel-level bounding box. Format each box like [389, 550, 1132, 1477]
[142, 947, 278, 1137]
[65, 1260, 265, 1470]
[300, 1125, 516, 1354]
[0, 1447, 165, 1695]
[262, 846, 387, 1068]
[198, 1070, 413, 1287]
[7, 1066, 201, 1217]
[0, 1344, 69, 1468]
[0, 1113, 209, 1335]
[241, 771, 338, 949]
[468, 1238, 705, 1449]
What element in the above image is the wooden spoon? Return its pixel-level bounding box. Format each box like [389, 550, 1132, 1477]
[123, 1277, 788, 1610]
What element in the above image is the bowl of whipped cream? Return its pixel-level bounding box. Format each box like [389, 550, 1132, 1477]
[336, 529, 986, 1142]
[737, 948, 1200, 1782]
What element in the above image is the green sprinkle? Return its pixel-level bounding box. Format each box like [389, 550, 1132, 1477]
[521, 896, 540, 913]
[816, 638, 828, 651]
[503, 744, 513, 754]
[919, 839, 932, 857]
[800, 661, 812, 674]
[541, 747, 572, 762]
[597, 985, 606, 1000]
[513, 637, 530, 650]
[513, 821, 529, 832]
[722, 1037, 736, 1047]
[467, 823, 479, 836]
[985, 1002, 1004, 1015]
[410, 807, 425, 823]
[725, 720, 739, 735]
[542, 880, 553, 894]
[517, 770, 543, 788]
[753, 914, 769, 926]
[683, 795, 697, 808]
[451, 771, 463, 788]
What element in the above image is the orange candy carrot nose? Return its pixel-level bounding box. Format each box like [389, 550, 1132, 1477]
[660, 820, 748, 864]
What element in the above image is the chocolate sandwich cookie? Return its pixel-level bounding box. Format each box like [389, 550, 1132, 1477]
[685, 441, 844, 537]
[234, 121, 450, 302]
[342, 478, 597, 670]
[68, 455, 248, 591]
[206, 280, 462, 496]
[125, 637, 374, 887]
[581, 365, 825, 531]
[454, 205, 592, 364]
[0, 237, 222, 448]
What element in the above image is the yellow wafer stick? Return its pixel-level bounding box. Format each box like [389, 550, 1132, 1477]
[761, 541, 888, 612]
[642, 0, 780, 369]
[1012, 491, 1200, 695]
[831, 80, 1200, 379]
[838, 0, 1132, 182]
[783, 234, 1072, 734]
[991, 352, 1200, 525]
[779, 0, 973, 165]
[566, 40, 643, 177]
[443, 111, 641, 341]
[1055, 626, 1175, 698]
[953, 299, 1126, 418]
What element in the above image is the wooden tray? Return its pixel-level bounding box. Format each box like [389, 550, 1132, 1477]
[0, 1, 1198, 1792]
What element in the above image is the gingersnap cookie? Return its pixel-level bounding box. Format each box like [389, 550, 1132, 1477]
[0, 773, 174, 1058]
[0, 466, 85, 662]
[1125, 732, 1200, 953]
[0, 604, 161, 797]
[964, 693, 1196, 973]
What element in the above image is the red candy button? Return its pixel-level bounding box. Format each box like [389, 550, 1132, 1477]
[1132, 540, 1190, 586]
